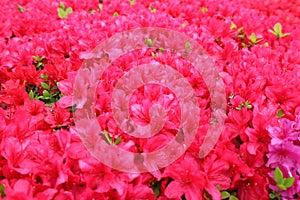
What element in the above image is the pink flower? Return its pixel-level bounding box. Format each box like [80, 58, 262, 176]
[163, 154, 221, 200]
[4, 179, 34, 199]
[78, 157, 128, 196]
[267, 118, 299, 142]
[267, 140, 300, 169]
[44, 104, 70, 128]
[202, 155, 231, 190]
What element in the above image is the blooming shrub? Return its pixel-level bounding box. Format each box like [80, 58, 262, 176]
[0, 0, 300, 199]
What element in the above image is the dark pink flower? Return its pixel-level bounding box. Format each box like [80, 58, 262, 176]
[44, 104, 70, 128]
[163, 154, 220, 200]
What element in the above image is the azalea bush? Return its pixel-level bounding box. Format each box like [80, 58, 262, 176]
[1, 0, 300, 199]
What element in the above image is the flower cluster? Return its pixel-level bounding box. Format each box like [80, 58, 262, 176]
[0, 0, 300, 199]
[267, 116, 300, 199]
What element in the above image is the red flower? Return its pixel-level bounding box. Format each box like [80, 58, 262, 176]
[236, 174, 269, 200]
[44, 104, 70, 128]
[163, 154, 221, 200]
[203, 154, 231, 190]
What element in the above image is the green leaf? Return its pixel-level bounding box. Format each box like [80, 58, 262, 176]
[51, 85, 58, 90]
[43, 90, 50, 98]
[29, 90, 35, 100]
[65, 7, 73, 14]
[151, 52, 156, 58]
[245, 100, 252, 109]
[230, 22, 237, 30]
[269, 23, 290, 39]
[33, 55, 42, 62]
[88, 9, 96, 13]
[114, 136, 122, 145]
[159, 47, 164, 53]
[237, 27, 244, 32]
[0, 184, 5, 198]
[146, 38, 154, 47]
[58, 8, 67, 18]
[268, 29, 277, 36]
[283, 177, 295, 188]
[98, 3, 103, 10]
[229, 196, 239, 200]
[210, 118, 218, 125]
[129, 0, 135, 6]
[201, 7, 208, 13]
[41, 74, 48, 80]
[269, 193, 276, 199]
[104, 130, 112, 144]
[277, 183, 287, 190]
[235, 106, 241, 111]
[274, 23, 282, 34]
[152, 186, 160, 197]
[269, 191, 281, 200]
[68, 104, 77, 112]
[113, 12, 119, 17]
[274, 167, 284, 184]
[41, 82, 50, 90]
[150, 180, 161, 197]
[149, 5, 156, 13]
[282, 32, 291, 37]
[60, 2, 65, 9]
[185, 42, 191, 52]
[221, 191, 230, 199]
[17, 5, 24, 12]
[249, 33, 257, 43]
[276, 109, 285, 118]
[57, 2, 73, 18]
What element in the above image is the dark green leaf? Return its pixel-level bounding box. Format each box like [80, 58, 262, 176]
[0, 184, 6, 198]
[269, 193, 276, 199]
[150, 180, 161, 197]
